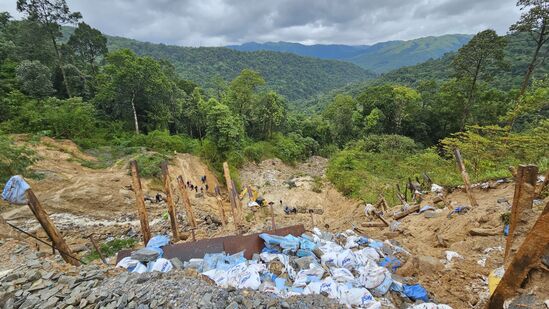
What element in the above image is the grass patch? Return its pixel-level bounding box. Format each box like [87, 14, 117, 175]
[82, 237, 137, 263]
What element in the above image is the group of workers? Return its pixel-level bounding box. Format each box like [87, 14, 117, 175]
[186, 175, 209, 193]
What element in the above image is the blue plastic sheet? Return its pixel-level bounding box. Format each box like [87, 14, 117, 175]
[368, 240, 384, 249]
[2, 175, 31, 205]
[504, 224, 509, 236]
[204, 251, 246, 271]
[260, 233, 300, 252]
[403, 284, 429, 302]
[356, 237, 369, 245]
[379, 256, 401, 272]
[146, 235, 170, 257]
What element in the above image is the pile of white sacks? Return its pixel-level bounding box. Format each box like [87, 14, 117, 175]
[183, 228, 452, 309]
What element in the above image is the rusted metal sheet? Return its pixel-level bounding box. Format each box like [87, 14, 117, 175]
[223, 224, 305, 259]
[116, 224, 306, 263]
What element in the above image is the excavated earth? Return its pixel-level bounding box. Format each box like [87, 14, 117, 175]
[0, 137, 547, 308]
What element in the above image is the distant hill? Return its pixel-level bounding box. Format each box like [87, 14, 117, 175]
[104, 36, 375, 100]
[227, 34, 473, 74]
[297, 33, 548, 112]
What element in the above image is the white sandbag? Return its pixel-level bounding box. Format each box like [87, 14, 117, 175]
[354, 247, 380, 265]
[148, 258, 173, 272]
[357, 260, 388, 289]
[336, 249, 356, 270]
[338, 287, 380, 308]
[331, 268, 354, 283]
[203, 269, 229, 288]
[293, 264, 325, 287]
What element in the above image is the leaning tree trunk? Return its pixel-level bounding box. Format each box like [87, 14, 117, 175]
[519, 43, 542, 98]
[461, 61, 481, 131]
[49, 35, 72, 98]
[130, 92, 139, 134]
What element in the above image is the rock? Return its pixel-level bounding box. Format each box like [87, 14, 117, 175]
[225, 302, 239, 309]
[42, 296, 59, 309]
[131, 248, 159, 262]
[117, 294, 128, 309]
[417, 255, 444, 272]
[170, 258, 184, 270]
[199, 292, 213, 308]
[469, 228, 500, 236]
[280, 301, 290, 309]
[72, 244, 88, 253]
[26, 270, 42, 282]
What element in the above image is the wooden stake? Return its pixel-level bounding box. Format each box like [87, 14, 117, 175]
[161, 161, 179, 240]
[453, 148, 479, 207]
[223, 162, 240, 233]
[379, 194, 389, 212]
[504, 164, 538, 264]
[89, 234, 107, 265]
[374, 211, 390, 226]
[176, 176, 197, 229]
[214, 186, 227, 226]
[26, 189, 80, 266]
[393, 204, 420, 220]
[129, 160, 151, 245]
[269, 202, 276, 230]
[395, 184, 406, 204]
[489, 201, 549, 309]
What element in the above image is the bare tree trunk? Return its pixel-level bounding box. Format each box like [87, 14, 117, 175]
[130, 92, 139, 134]
[461, 62, 481, 131]
[50, 35, 72, 98]
[519, 24, 546, 98]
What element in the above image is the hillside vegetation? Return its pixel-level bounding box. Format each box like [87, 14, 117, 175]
[1, 0, 547, 207]
[104, 35, 375, 100]
[228, 34, 472, 73]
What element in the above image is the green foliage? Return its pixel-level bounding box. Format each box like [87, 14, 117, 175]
[124, 130, 200, 154]
[205, 98, 245, 152]
[0, 133, 35, 183]
[133, 153, 169, 179]
[15, 60, 54, 98]
[82, 237, 137, 263]
[105, 35, 375, 101]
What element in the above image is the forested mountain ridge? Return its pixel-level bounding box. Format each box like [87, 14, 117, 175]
[227, 34, 472, 73]
[299, 32, 549, 112]
[103, 34, 375, 100]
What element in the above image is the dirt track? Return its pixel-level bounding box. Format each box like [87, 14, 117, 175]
[1, 137, 547, 308]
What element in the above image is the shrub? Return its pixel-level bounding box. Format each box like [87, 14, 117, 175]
[0, 133, 36, 183]
[133, 152, 169, 179]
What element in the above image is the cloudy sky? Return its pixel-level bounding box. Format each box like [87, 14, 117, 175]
[1, 0, 522, 47]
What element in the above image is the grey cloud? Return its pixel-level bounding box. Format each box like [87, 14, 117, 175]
[0, 0, 522, 46]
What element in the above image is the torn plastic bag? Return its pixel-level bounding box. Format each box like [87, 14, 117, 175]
[344, 235, 361, 249]
[260, 233, 300, 252]
[444, 251, 463, 262]
[299, 236, 317, 251]
[202, 268, 229, 287]
[338, 287, 380, 308]
[183, 258, 204, 271]
[147, 258, 173, 272]
[419, 205, 435, 213]
[331, 268, 354, 282]
[2, 175, 30, 205]
[403, 284, 429, 302]
[431, 184, 444, 193]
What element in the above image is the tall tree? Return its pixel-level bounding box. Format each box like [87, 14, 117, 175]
[452, 29, 506, 130]
[510, 0, 549, 97]
[94, 49, 177, 134]
[205, 99, 245, 151]
[16, 0, 81, 97]
[224, 69, 265, 121]
[323, 94, 357, 146]
[251, 91, 286, 139]
[15, 60, 54, 98]
[66, 22, 107, 75]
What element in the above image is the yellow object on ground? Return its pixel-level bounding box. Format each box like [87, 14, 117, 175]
[488, 267, 504, 295]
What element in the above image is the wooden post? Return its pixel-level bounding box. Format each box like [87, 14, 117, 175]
[161, 161, 179, 240]
[88, 234, 107, 265]
[129, 160, 151, 245]
[176, 176, 197, 229]
[269, 202, 276, 230]
[26, 189, 80, 266]
[504, 164, 538, 264]
[214, 186, 227, 226]
[309, 210, 314, 227]
[379, 194, 389, 212]
[453, 148, 479, 207]
[393, 204, 420, 220]
[223, 162, 240, 232]
[374, 211, 390, 226]
[395, 184, 406, 205]
[489, 201, 549, 309]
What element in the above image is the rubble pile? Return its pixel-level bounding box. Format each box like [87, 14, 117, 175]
[156, 228, 453, 309]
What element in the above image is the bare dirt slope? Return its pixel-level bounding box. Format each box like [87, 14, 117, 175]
[1, 137, 546, 308]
